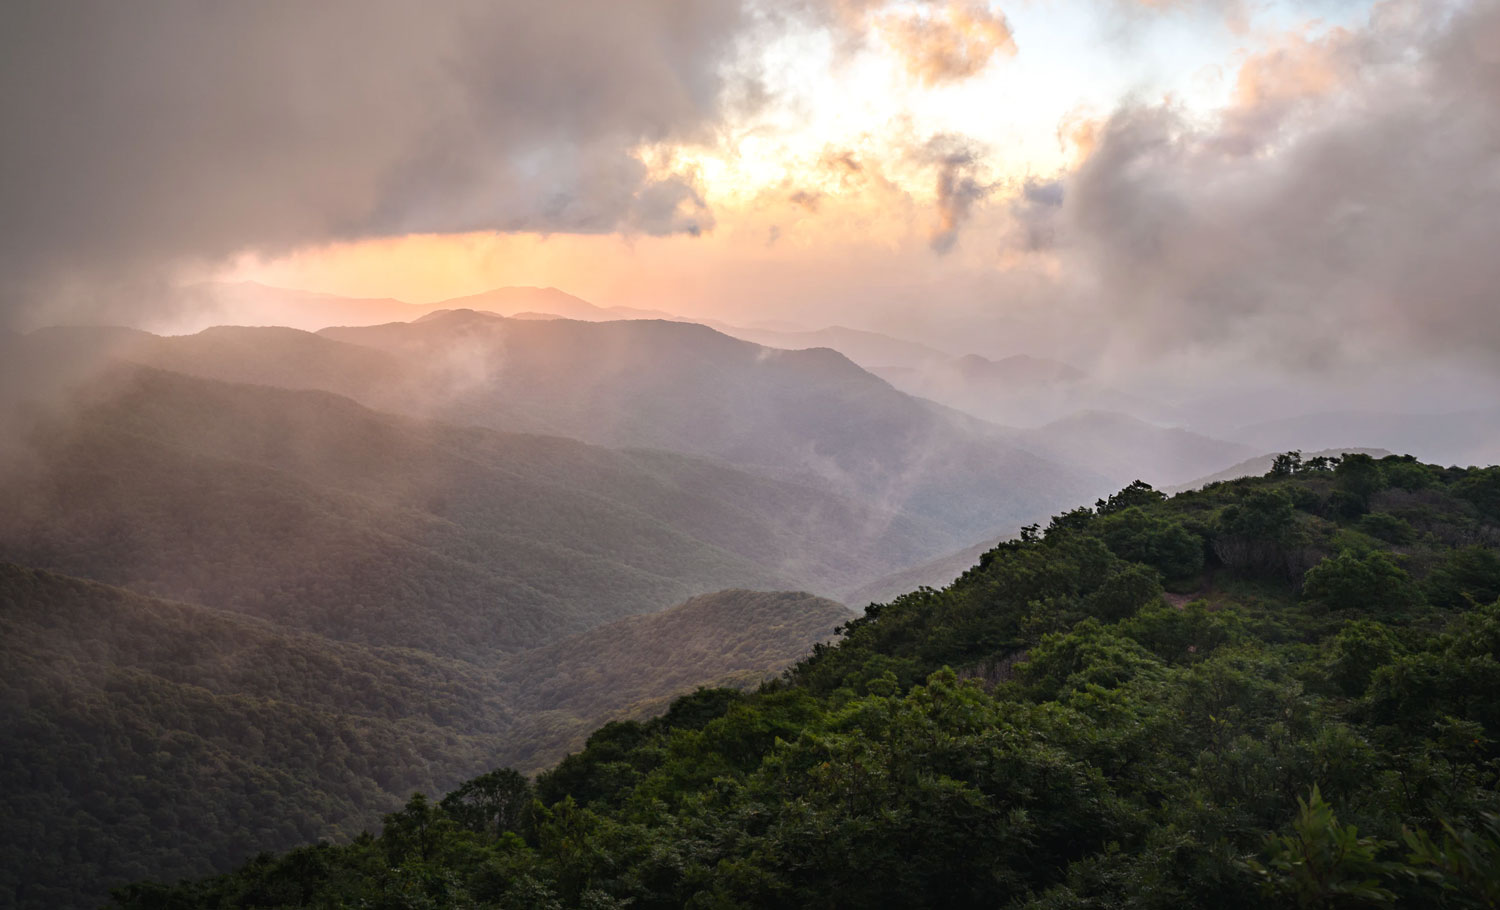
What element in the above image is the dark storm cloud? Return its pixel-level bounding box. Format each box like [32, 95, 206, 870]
[1035, 0, 1500, 366]
[0, 0, 758, 325]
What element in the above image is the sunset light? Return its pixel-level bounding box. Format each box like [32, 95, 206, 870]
[4, 1, 1499, 906]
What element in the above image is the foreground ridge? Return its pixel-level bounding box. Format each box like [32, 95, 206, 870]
[115, 454, 1500, 909]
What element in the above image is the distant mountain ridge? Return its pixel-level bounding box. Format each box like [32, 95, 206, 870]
[178, 281, 683, 332]
[1022, 410, 1255, 489]
[1229, 408, 1500, 467]
[872, 354, 1169, 428]
[314, 310, 1109, 539]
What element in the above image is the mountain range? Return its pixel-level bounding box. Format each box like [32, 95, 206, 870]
[8, 283, 1494, 908]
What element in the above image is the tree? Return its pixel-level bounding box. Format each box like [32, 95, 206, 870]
[1046, 506, 1095, 538]
[1272, 451, 1304, 476]
[1336, 454, 1385, 502]
[1402, 813, 1500, 907]
[1302, 550, 1419, 613]
[1424, 547, 1500, 609]
[1096, 480, 1165, 516]
[1223, 488, 1297, 542]
[1326, 620, 1401, 696]
[1096, 507, 1205, 582]
[1085, 563, 1165, 621]
[1454, 467, 1500, 521]
[1216, 488, 1302, 577]
[1247, 786, 1399, 908]
[441, 768, 533, 839]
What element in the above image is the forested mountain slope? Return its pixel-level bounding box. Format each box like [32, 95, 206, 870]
[0, 563, 510, 908]
[128, 454, 1500, 909]
[0, 365, 943, 658]
[0, 567, 847, 910]
[490, 590, 852, 773]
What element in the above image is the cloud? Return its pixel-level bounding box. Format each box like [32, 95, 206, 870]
[1026, 0, 1500, 368]
[1011, 179, 1066, 252]
[922, 135, 994, 253]
[0, 0, 762, 326]
[878, 1, 1018, 86]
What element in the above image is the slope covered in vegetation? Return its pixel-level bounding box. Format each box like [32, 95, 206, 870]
[0, 364, 939, 659]
[121, 454, 1500, 909]
[0, 569, 846, 910]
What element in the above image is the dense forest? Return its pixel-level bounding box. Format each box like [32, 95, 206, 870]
[111, 453, 1500, 908]
[0, 571, 846, 909]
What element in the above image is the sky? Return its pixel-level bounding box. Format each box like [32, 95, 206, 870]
[2, 0, 1497, 401]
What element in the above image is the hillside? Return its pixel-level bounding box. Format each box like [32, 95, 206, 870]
[841, 533, 1016, 607]
[0, 363, 947, 659]
[0, 563, 511, 908]
[492, 590, 853, 772]
[317, 311, 1109, 538]
[1165, 446, 1393, 493]
[5, 319, 1109, 545]
[0, 567, 847, 909]
[128, 454, 1500, 908]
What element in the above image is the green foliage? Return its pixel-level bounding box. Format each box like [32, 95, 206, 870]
[83, 457, 1500, 910]
[440, 770, 533, 840]
[1358, 512, 1415, 545]
[1096, 506, 1206, 581]
[1302, 550, 1420, 614]
[1337, 454, 1387, 502]
[1272, 451, 1304, 476]
[1096, 480, 1166, 515]
[1380, 458, 1434, 492]
[0, 569, 843, 909]
[1426, 546, 1500, 609]
[1223, 488, 1299, 542]
[1247, 786, 1399, 907]
[1084, 563, 1166, 621]
[1325, 620, 1402, 697]
[1402, 813, 1500, 908]
[1454, 467, 1500, 522]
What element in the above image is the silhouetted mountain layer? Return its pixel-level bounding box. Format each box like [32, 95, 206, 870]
[1024, 410, 1255, 489]
[7, 318, 1110, 544]
[177, 281, 678, 333]
[715, 323, 954, 371]
[315, 311, 1108, 538]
